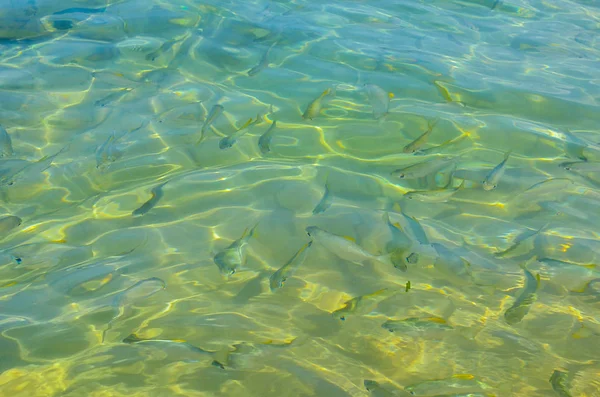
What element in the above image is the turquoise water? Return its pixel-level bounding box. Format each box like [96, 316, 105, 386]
[1, 0, 600, 396]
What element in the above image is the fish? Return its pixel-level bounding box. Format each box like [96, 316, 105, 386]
[302, 87, 335, 120]
[102, 277, 166, 342]
[391, 156, 456, 179]
[0, 215, 22, 237]
[364, 380, 397, 396]
[2, 144, 70, 186]
[94, 88, 133, 107]
[213, 224, 258, 276]
[483, 151, 511, 190]
[404, 179, 465, 202]
[415, 133, 469, 156]
[306, 226, 391, 267]
[364, 84, 393, 120]
[432, 242, 472, 282]
[391, 206, 430, 245]
[549, 370, 572, 397]
[504, 261, 540, 325]
[404, 374, 490, 396]
[95, 132, 123, 171]
[559, 160, 600, 173]
[132, 181, 167, 217]
[248, 42, 276, 76]
[123, 333, 212, 355]
[258, 120, 277, 154]
[269, 241, 312, 291]
[0, 124, 14, 157]
[312, 182, 333, 215]
[383, 212, 414, 271]
[331, 288, 388, 321]
[403, 117, 440, 154]
[198, 104, 224, 144]
[382, 316, 453, 334]
[219, 114, 264, 150]
[494, 224, 547, 259]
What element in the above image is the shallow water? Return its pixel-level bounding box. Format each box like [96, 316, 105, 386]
[1, 0, 600, 396]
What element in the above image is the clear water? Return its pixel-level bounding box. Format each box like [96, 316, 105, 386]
[1, 0, 599, 396]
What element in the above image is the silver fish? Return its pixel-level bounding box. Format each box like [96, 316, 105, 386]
[95, 132, 123, 171]
[560, 160, 600, 173]
[312, 183, 333, 215]
[198, 104, 224, 144]
[219, 114, 264, 150]
[483, 151, 511, 190]
[132, 181, 167, 217]
[258, 120, 277, 154]
[94, 88, 133, 107]
[403, 117, 439, 154]
[0, 124, 14, 157]
[306, 226, 391, 267]
[391, 156, 456, 179]
[102, 277, 166, 342]
[269, 241, 312, 291]
[248, 42, 276, 76]
[0, 215, 22, 237]
[213, 224, 258, 276]
[365, 84, 393, 120]
[504, 263, 540, 325]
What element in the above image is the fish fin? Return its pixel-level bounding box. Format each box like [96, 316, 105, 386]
[388, 92, 394, 99]
[238, 118, 253, 130]
[343, 235, 356, 243]
[504, 150, 512, 161]
[392, 202, 402, 213]
[456, 179, 466, 190]
[453, 373, 475, 380]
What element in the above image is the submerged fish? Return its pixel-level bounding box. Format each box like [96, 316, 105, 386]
[258, 120, 277, 154]
[94, 88, 133, 107]
[132, 181, 167, 217]
[382, 316, 453, 334]
[198, 104, 224, 144]
[549, 370, 572, 397]
[2, 144, 70, 186]
[95, 132, 123, 171]
[331, 288, 388, 321]
[365, 84, 393, 120]
[302, 87, 335, 120]
[219, 114, 264, 150]
[383, 212, 414, 271]
[405, 374, 490, 396]
[248, 42, 276, 76]
[432, 242, 472, 282]
[306, 226, 391, 267]
[0, 124, 14, 157]
[494, 224, 547, 259]
[0, 215, 22, 237]
[504, 262, 540, 325]
[403, 117, 440, 154]
[102, 277, 166, 342]
[404, 179, 465, 203]
[391, 156, 456, 180]
[213, 224, 258, 276]
[483, 151, 511, 191]
[123, 333, 211, 355]
[559, 160, 600, 173]
[269, 241, 312, 291]
[364, 380, 397, 396]
[312, 183, 333, 215]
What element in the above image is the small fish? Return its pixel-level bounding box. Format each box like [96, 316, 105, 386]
[494, 224, 547, 259]
[258, 120, 277, 154]
[102, 277, 166, 342]
[483, 151, 511, 191]
[559, 160, 600, 173]
[0, 124, 14, 157]
[405, 374, 490, 396]
[302, 87, 335, 120]
[312, 183, 333, 215]
[432, 242, 472, 282]
[415, 133, 469, 156]
[248, 42, 276, 76]
[2, 144, 70, 186]
[269, 241, 312, 291]
[365, 84, 393, 120]
[549, 370, 572, 397]
[306, 226, 391, 267]
[95, 132, 123, 171]
[403, 117, 440, 154]
[132, 181, 167, 217]
[213, 224, 258, 276]
[391, 156, 456, 179]
[391, 206, 430, 245]
[198, 104, 224, 144]
[404, 179, 465, 202]
[0, 215, 22, 237]
[383, 212, 413, 271]
[504, 262, 540, 325]
[123, 333, 211, 355]
[364, 380, 396, 396]
[219, 114, 264, 150]
[94, 88, 133, 107]
[331, 288, 388, 321]
[382, 316, 453, 333]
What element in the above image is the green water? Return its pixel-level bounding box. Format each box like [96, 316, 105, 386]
[1, 0, 600, 396]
